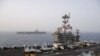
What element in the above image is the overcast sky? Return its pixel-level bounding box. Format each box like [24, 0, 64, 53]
[0, 0, 100, 32]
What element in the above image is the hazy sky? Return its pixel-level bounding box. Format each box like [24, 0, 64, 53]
[0, 0, 100, 32]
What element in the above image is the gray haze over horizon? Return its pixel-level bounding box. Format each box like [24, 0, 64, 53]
[0, 0, 100, 32]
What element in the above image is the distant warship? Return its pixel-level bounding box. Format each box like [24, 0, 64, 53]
[53, 13, 80, 49]
[17, 30, 46, 34]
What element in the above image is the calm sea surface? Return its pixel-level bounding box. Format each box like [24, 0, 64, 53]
[0, 32, 100, 47]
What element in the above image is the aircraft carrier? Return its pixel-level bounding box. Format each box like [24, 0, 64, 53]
[24, 13, 100, 56]
[16, 30, 46, 34]
[36, 13, 100, 56]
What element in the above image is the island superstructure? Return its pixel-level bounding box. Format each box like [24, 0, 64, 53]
[53, 13, 80, 49]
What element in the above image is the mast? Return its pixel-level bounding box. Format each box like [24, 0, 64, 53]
[62, 13, 72, 33]
[76, 29, 80, 42]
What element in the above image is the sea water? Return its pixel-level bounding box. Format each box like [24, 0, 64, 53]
[0, 32, 100, 47]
